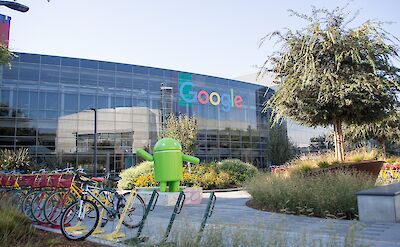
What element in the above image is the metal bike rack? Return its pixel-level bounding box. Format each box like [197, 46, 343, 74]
[160, 190, 186, 244]
[99, 190, 139, 241]
[196, 192, 216, 243]
[128, 189, 159, 243]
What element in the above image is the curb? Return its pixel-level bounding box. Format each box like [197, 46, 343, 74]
[203, 187, 244, 193]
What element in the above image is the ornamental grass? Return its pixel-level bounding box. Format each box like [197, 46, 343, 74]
[245, 170, 376, 219]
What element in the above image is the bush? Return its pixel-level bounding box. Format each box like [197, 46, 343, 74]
[0, 148, 31, 172]
[118, 159, 258, 190]
[245, 170, 376, 219]
[131, 165, 233, 190]
[217, 159, 258, 185]
[133, 174, 158, 188]
[183, 165, 232, 190]
[117, 161, 154, 190]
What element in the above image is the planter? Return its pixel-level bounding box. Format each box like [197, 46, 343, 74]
[182, 187, 203, 205]
[309, 160, 384, 177]
[136, 186, 203, 206]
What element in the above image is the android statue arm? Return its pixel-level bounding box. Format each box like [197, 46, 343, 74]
[182, 154, 200, 164]
[136, 148, 153, 161]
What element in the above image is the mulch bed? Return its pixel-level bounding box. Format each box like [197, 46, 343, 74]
[31, 229, 107, 247]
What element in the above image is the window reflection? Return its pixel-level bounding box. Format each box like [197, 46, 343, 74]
[0, 53, 277, 171]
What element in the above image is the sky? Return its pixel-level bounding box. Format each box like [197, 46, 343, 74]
[1, 0, 400, 80]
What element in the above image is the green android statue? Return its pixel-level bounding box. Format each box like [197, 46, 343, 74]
[136, 138, 200, 192]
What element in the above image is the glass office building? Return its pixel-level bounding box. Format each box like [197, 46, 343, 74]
[0, 53, 278, 174]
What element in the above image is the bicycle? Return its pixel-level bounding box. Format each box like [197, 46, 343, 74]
[60, 172, 145, 240]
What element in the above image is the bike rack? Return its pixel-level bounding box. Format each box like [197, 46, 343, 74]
[159, 190, 186, 244]
[128, 189, 160, 243]
[99, 190, 139, 241]
[135, 189, 159, 239]
[92, 192, 114, 235]
[129, 190, 186, 245]
[196, 192, 216, 243]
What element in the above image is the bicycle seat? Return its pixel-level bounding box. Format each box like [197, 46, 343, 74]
[108, 175, 121, 182]
[91, 177, 105, 183]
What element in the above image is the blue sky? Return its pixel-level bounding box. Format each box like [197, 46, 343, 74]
[2, 0, 400, 79]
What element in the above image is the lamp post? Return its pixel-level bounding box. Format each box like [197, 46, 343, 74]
[0, 1, 29, 12]
[89, 108, 97, 176]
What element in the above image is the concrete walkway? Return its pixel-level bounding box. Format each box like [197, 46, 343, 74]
[38, 191, 400, 247]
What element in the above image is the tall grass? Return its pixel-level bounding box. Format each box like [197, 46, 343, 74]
[126, 222, 368, 247]
[287, 148, 382, 175]
[0, 200, 37, 247]
[245, 170, 376, 219]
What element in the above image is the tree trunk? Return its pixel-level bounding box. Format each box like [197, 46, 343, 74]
[380, 140, 386, 160]
[333, 119, 345, 162]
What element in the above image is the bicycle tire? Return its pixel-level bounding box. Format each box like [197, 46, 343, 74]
[22, 190, 38, 221]
[60, 199, 99, 241]
[117, 192, 146, 228]
[44, 190, 76, 226]
[96, 188, 119, 227]
[31, 190, 51, 224]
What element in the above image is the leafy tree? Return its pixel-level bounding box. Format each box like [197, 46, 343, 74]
[259, 6, 400, 161]
[310, 134, 333, 151]
[0, 43, 15, 66]
[344, 110, 400, 159]
[267, 124, 292, 164]
[160, 114, 198, 155]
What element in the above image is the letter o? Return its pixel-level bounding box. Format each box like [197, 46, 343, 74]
[209, 92, 221, 105]
[197, 90, 209, 104]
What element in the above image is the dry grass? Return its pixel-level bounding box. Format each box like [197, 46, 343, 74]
[287, 148, 382, 175]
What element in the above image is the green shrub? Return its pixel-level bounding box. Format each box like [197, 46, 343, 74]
[118, 161, 154, 190]
[245, 170, 376, 219]
[183, 165, 232, 190]
[118, 159, 256, 190]
[217, 159, 258, 185]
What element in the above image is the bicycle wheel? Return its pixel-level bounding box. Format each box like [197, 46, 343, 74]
[117, 192, 146, 228]
[9, 189, 24, 208]
[96, 188, 119, 227]
[60, 199, 99, 241]
[31, 190, 51, 224]
[22, 190, 38, 221]
[44, 190, 76, 226]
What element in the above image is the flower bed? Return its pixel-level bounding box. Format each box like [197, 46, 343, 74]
[118, 159, 258, 190]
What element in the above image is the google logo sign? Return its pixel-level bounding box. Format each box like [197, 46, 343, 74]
[179, 81, 243, 112]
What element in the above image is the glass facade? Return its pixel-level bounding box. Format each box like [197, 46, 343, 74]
[0, 53, 277, 174]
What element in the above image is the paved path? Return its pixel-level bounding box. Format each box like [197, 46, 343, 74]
[38, 191, 400, 247]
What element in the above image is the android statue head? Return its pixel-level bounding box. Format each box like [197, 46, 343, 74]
[153, 138, 182, 152]
[136, 138, 200, 192]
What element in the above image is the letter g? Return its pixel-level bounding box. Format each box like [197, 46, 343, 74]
[179, 81, 197, 103]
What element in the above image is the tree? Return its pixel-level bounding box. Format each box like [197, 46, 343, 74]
[267, 124, 292, 164]
[0, 43, 15, 66]
[160, 114, 198, 155]
[259, 5, 400, 161]
[344, 110, 400, 159]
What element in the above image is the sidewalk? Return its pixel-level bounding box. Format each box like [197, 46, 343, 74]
[38, 191, 400, 247]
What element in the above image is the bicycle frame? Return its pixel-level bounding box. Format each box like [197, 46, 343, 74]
[82, 184, 115, 216]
